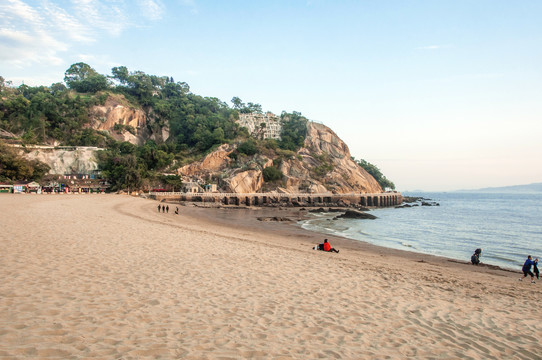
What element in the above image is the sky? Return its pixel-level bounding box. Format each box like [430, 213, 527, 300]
[1, 0, 541, 191]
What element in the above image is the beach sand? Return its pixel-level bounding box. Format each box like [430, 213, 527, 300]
[0, 194, 540, 359]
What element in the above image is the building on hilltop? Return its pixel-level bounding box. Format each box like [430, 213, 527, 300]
[237, 112, 282, 140]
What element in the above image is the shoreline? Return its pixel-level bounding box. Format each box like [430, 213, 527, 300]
[174, 201, 518, 276]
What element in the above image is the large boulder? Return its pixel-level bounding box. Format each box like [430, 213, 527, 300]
[224, 169, 264, 193]
[180, 144, 234, 176]
[334, 210, 377, 220]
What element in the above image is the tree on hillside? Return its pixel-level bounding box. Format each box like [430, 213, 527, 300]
[0, 141, 50, 181]
[64, 62, 109, 93]
[279, 111, 308, 151]
[230, 97, 263, 114]
[354, 158, 395, 190]
[231, 96, 244, 110]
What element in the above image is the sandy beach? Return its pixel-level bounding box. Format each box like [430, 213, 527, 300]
[0, 194, 540, 359]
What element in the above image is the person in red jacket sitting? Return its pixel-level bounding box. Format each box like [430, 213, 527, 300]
[318, 239, 339, 253]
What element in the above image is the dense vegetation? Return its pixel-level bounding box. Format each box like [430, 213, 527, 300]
[0, 141, 50, 182]
[354, 158, 396, 190]
[0, 64, 311, 189]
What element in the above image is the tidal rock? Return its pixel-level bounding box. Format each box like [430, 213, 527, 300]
[334, 210, 377, 220]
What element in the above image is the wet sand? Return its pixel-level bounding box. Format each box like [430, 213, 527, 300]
[0, 194, 540, 359]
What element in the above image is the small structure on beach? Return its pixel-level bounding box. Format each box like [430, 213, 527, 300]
[0, 183, 13, 193]
[13, 181, 41, 193]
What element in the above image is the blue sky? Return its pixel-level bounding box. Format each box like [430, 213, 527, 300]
[1, 0, 541, 191]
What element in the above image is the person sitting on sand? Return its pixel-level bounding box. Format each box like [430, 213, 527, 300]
[519, 255, 536, 283]
[471, 248, 482, 265]
[316, 239, 339, 253]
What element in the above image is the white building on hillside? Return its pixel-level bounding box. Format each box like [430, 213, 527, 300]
[237, 112, 282, 140]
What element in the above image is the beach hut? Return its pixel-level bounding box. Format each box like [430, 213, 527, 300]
[0, 183, 13, 193]
[12, 181, 40, 193]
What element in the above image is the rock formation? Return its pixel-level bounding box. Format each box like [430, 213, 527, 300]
[90, 94, 169, 145]
[179, 144, 234, 176]
[273, 122, 382, 194]
[19, 146, 99, 175]
[177, 121, 383, 194]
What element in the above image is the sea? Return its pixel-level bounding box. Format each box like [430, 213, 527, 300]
[299, 192, 542, 271]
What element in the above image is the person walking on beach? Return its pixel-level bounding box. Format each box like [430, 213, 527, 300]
[162, 205, 165, 213]
[166, 205, 169, 213]
[175, 207, 179, 215]
[158, 204, 161, 212]
[519, 255, 537, 283]
[534, 258, 539, 280]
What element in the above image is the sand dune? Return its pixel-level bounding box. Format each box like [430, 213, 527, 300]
[0, 194, 540, 359]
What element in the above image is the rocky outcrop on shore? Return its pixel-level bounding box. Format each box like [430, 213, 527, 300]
[178, 121, 383, 194]
[396, 196, 440, 208]
[333, 209, 377, 220]
[279, 122, 382, 194]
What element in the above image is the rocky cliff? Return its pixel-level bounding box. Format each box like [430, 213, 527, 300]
[90, 94, 169, 145]
[19, 146, 100, 175]
[297, 122, 382, 194]
[179, 122, 382, 194]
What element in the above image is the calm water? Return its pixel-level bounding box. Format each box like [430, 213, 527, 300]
[300, 192, 542, 270]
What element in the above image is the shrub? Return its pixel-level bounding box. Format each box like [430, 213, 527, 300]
[237, 139, 258, 156]
[262, 166, 283, 182]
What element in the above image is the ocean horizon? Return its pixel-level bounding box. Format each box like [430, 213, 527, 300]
[300, 191, 542, 271]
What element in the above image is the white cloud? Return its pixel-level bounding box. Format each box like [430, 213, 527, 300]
[0, 1, 67, 67]
[41, 0, 93, 42]
[0, 0, 176, 72]
[70, 0, 128, 37]
[0, 0, 42, 24]
[138, 0, 165, 20]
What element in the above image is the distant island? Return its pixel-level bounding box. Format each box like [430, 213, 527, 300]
[456, 182, 542, 193]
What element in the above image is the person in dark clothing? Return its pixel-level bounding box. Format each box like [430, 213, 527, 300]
[162, 205, 165, 213]
[158, 204, 161, 212]
[471, 248, 482, 265]
[519, 255, 537, 283]
[166, 205, 169, 213]
[533, 258, 539, 280]
[175, 207, 179, 215]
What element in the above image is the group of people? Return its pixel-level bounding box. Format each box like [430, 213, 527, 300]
[157, 204, 180, 215]
[471, 248, 539, 284]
